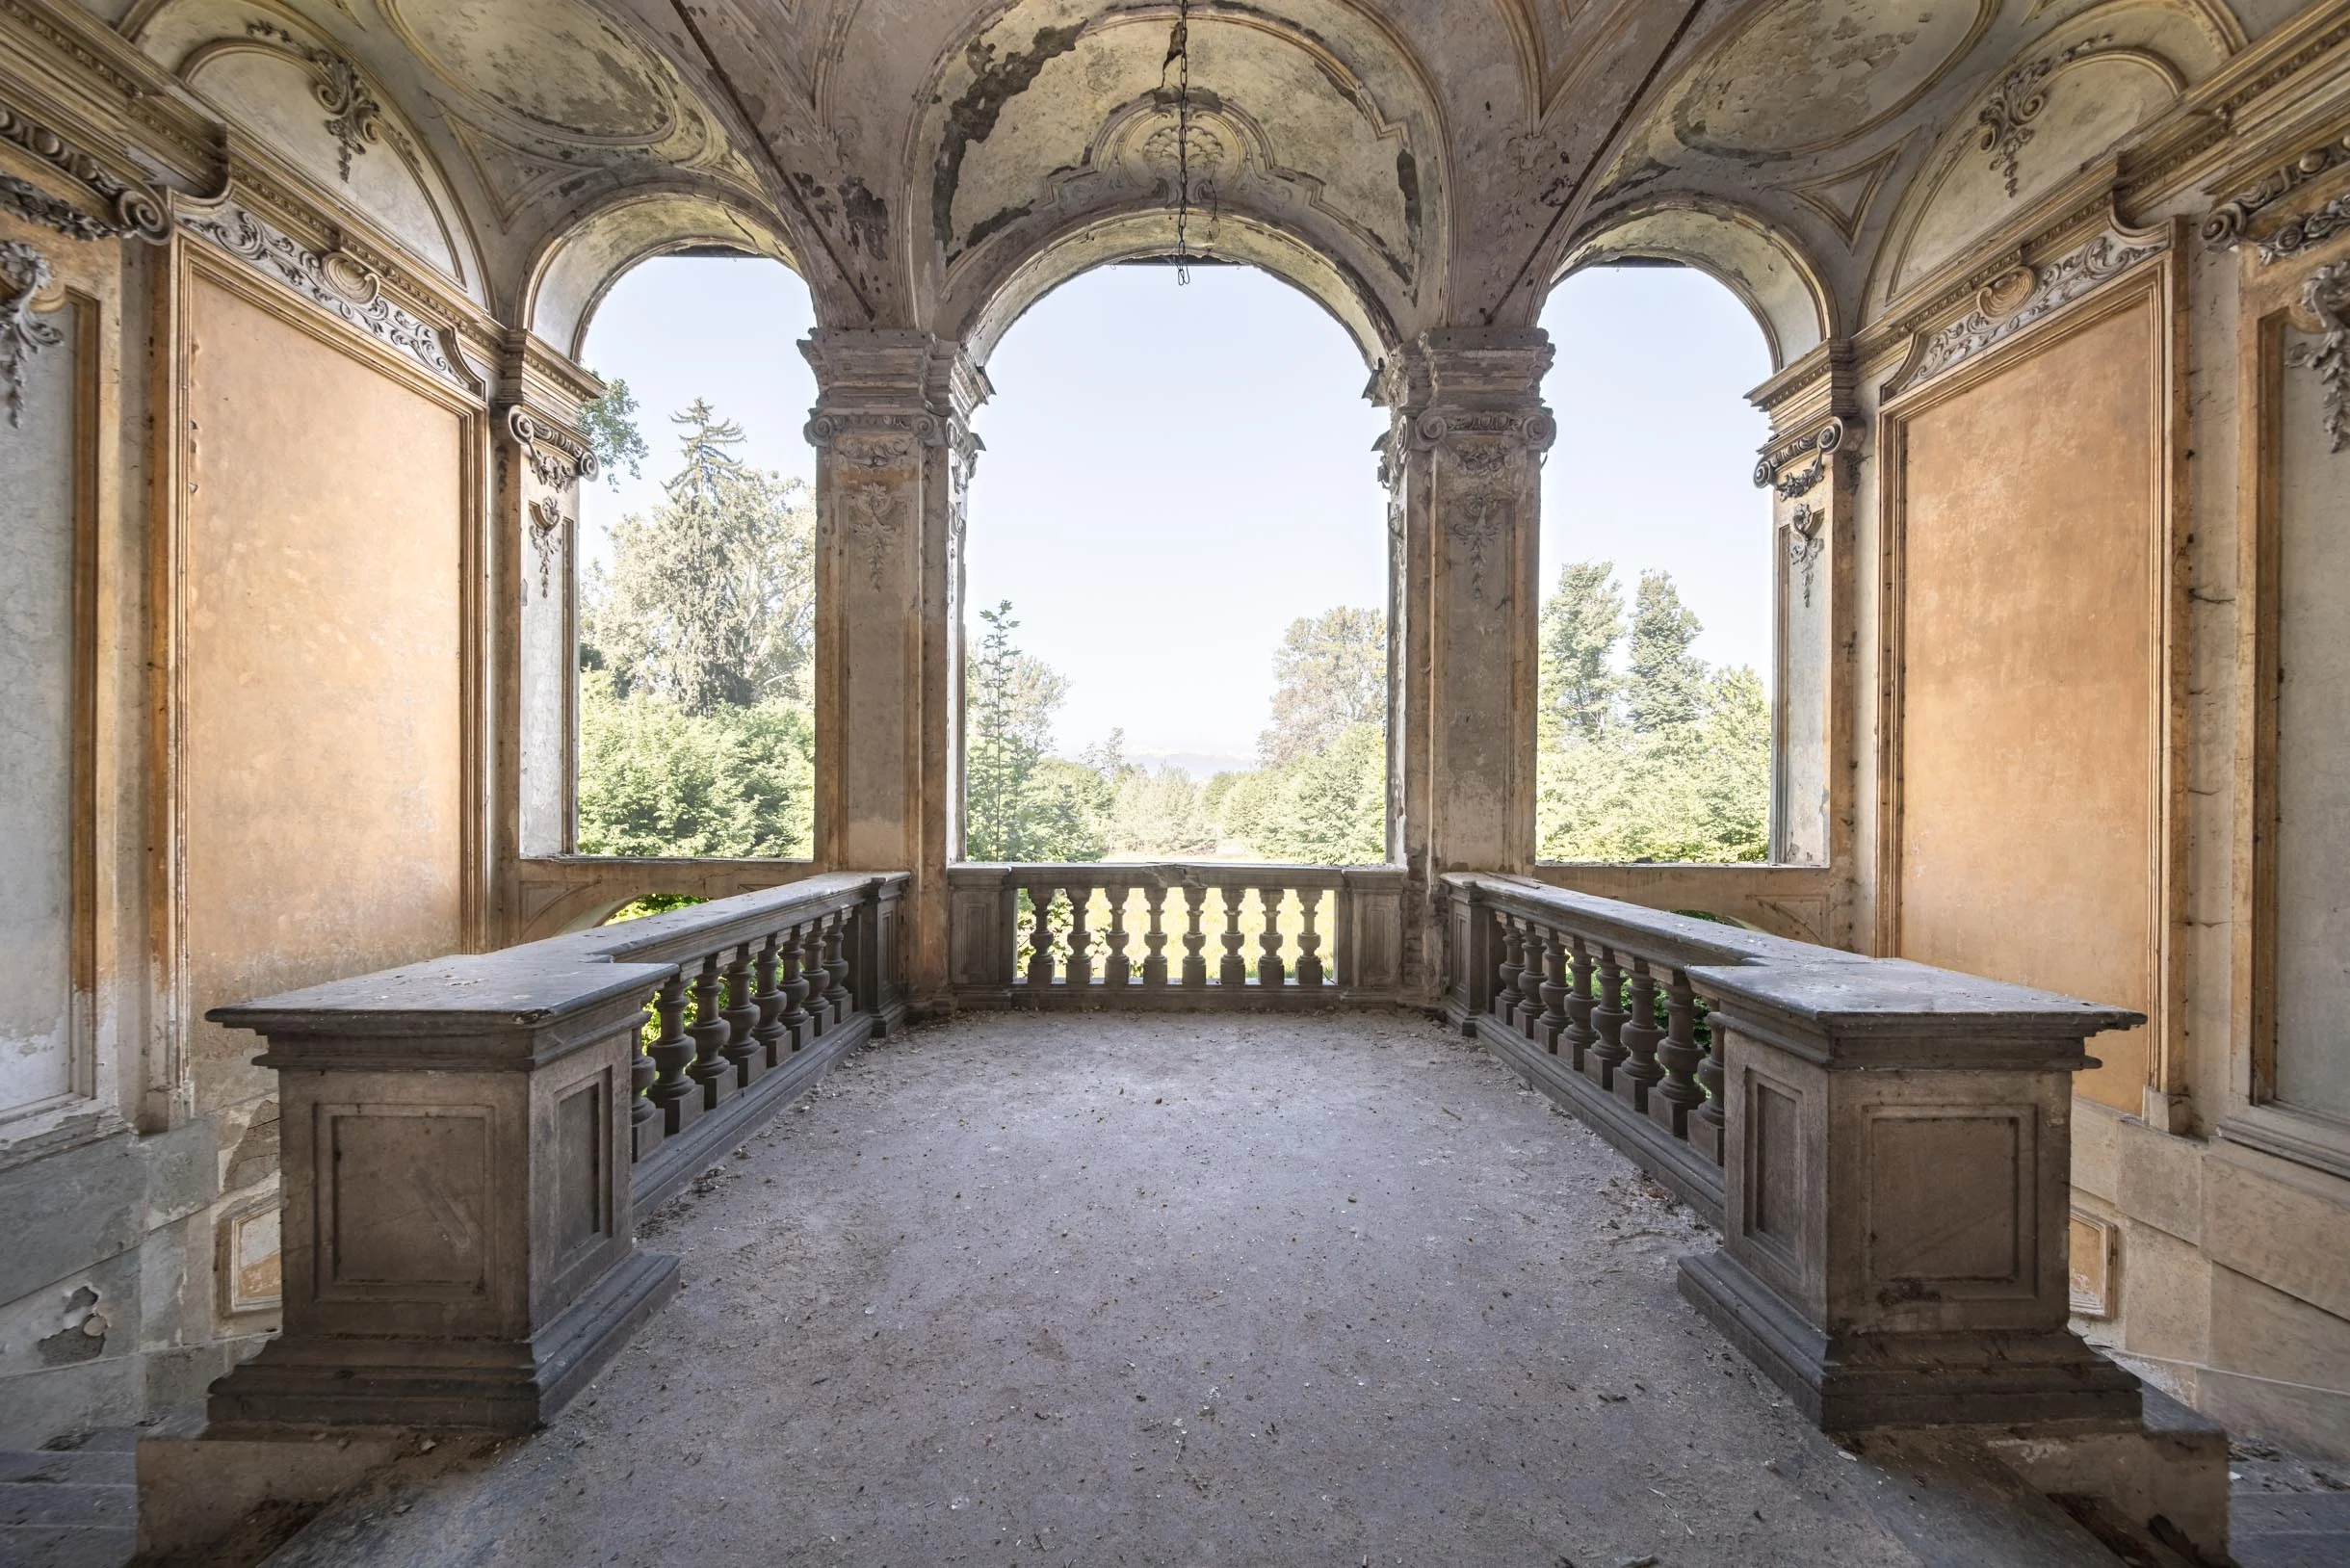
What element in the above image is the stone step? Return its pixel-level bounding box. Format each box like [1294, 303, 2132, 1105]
[0, 1430, 146, 1568]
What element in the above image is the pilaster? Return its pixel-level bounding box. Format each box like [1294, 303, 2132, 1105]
[801, 329, 987, 1009]
[1384, 327, 1554, 998]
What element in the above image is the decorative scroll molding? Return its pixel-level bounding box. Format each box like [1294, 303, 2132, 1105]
[178, 199, 463, 387]
[0, 238, 61, 427]
[2287, 262, 2350, 452]
[805, 409, 944, 449]
[244, 22, 385, 182]
[505, 405, 599, 488]
[1753, 418, 1856, 497]
[2202, 134, 2350, 250]
[1886, 227, 2166, 397]
[1407, 406, 1557, 454]
[2258, 191, 2350, 263]
[0, 101, 170, 243]
[1977, 39, 2114, 198]
[527, 497, 563, 599]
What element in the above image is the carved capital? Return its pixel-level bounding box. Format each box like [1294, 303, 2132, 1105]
[1409, 406, 1556, 456]
[0, 99, 170, 244]
[805, 409, 943, 454]
[0, 237, 62, 427]
[1753, 417, 1860, 497]
[504, 405, 599, 488]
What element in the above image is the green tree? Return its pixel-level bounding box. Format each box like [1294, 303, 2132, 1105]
[575, 400, 815, 859]
[582, 402, 816, 714]
[578, 376, 650, 485]
[963, 600, 1105, 862]
[1259, 607, 1387, 767]
[1540, 561, 1623, 743]
[1247, 719, 1387, 864]
[1534, 563, 1770, 864]
[575, 669, 813, 857]
[1626, 568, 1706, 733]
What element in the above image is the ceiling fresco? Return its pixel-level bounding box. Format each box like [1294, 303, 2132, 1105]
[92, 0, 2268, 363]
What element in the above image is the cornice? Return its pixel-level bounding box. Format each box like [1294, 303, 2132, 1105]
[0, 96, 170, 242]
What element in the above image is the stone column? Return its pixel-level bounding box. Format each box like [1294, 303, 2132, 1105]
[801, 330, 986, 1010]
[1384, 328, 1555, 998]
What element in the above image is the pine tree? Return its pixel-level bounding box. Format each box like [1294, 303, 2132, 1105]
[1625, 568, 1707, 733]
[1259, 607, 1387, 767]
[1539, 561, 1624, 742]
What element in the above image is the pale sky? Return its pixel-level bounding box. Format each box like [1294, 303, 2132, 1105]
[581, 256, 1774, 772]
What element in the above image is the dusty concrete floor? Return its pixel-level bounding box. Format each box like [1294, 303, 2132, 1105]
[271, 1011, 1933, 1567]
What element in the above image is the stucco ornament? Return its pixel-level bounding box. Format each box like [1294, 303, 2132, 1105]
[1891, 227, 2165, 395]
[0, 102, 170, 243]
[1975, 38, 2114, 198]
[2287, 262, 2350, 453]
[527, 497, 564, 598]
[246, 22, 387, 181]
[843, 481, 904, 589]
[0, 239, 63, 428]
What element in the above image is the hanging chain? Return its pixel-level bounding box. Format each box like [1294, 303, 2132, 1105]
[1170, 0, 1191, 284]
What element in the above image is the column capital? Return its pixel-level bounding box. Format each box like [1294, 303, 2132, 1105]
[1381, 327, 1555, 455]
[800, 327, 989, 451]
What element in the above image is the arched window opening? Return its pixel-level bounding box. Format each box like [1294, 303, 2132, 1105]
[571, 256, 822, 873]
[1535, 264, 1776, 865]
[960, 262, 1391, 869]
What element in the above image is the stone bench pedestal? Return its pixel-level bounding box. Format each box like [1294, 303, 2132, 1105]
[204, 954, 681, 1432]
[1677, 957, 2145, 1432]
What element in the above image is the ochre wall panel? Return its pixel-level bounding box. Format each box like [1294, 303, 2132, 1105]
[1894, 299, 2160, 1110]
[184, 277, 465, 1110]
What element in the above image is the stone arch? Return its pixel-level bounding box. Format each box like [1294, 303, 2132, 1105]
[953, 208, 1401, 373]
[1554, 199, 1831, 369]
[522, 188, 810, 362]
[905, 0, 1449, 353]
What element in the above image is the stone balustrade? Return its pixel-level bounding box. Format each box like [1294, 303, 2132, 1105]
[947, 863, 1404, 1007]
[1441, 873, 2147, 1431]
[200, 873, 904, 1432]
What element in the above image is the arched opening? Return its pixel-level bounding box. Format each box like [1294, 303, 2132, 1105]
[1533, 264, 1777, 865]
[569, 253, 822, 882]
[960, 260, 1390, 868]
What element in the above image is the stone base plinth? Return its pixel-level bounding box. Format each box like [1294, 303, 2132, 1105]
[1679, 1248, 2142, 1431]
[208, 1248, 678, 1433]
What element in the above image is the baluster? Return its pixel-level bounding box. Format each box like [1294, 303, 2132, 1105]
[1493, 914, 1526, 1024]
[1143, 884, 1170, 986]
[1615, 958, 1663, 1112]
[1533, 927, 1570, 1054]
[1258, 887, 1287, 987]
[720, 943, 761, 1086]
[1295, 888, 1326, 989]
[1104, 885, 1132, 986]
[751, 931, 786, 1070]
[645, 970, 692, 1137]
[1562, 934, 1597, 1070]
[822, 911, 852, 1017]
[1586, 945, 1629, 1089]
[801, 920, 831, 1033]
[1694, 993, 1727, 1163]
[1182, 885, 1209, 986]
[688, 952, 732, 1109]
[1066, 889, 1094, 987]
[629, 993, 659, 1154]
[1650, 967, 1707, 1139]
[779, 921, 813, 1049]
[1218, 886, 1248, 985]
[1026, 885, 1058, 988]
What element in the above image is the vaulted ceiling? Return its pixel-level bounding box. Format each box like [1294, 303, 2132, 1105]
[95, 0, 2276, 362]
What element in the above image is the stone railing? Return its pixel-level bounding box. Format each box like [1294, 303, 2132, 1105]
[947, 863, 1404, 1007]
[1440, 873, 2148, 1432]
[200, 872, 904, 1432]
